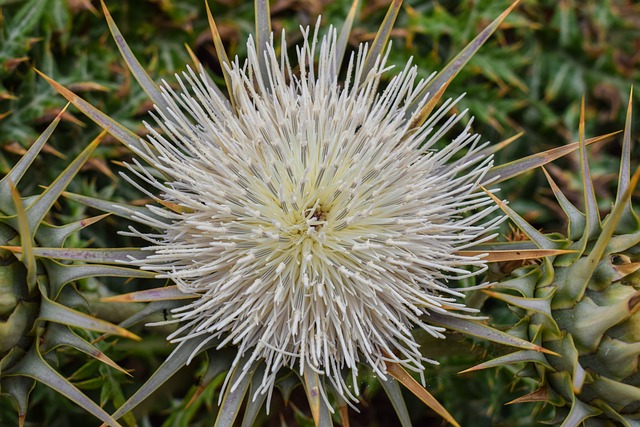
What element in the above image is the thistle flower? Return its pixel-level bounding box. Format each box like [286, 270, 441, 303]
[40, 1, 555, 424]
[122, 22, 503, 405]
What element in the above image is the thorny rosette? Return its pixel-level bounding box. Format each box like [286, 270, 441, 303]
[38, 0, 581, 425]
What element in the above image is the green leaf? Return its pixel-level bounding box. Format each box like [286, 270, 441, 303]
[240, 363, 268, 427]
[205, 0, 236, 111]
[573, 166, 640, 300]
[42, 323, 130, 376]
[385, 360, 459, 427]
[335, 0, 360, 76]
[7, 348, 122, 427]
[254, 0, 271, 86]
[0, 376, 34, 427]
[379, 377, 412, 427]
[5, 0, 48, 51]
[4, 246, 147, 264]
[62, 191, 170, 225]
[615, 90, 639, 232]
[0, 106, 65, 214]
[541, 167, 585, 241]
[101, 285, 196, 303]
[215, 356, 258, 427]
[362, 0, 402, 80]
[303, 368, 333, 427]
[482, 188, 562, 250]
[457, 248, 574, 262]
[410, 1, 521, 111]
[483, 289, 557, 332]
[26, 131, 103, 233]
[36, 214, 110, 248]
[577, 99, 600, 240]
[45, 261, 155, 296]
[116, 300, 183, 330]
[35, 70, 152, 162]
[483, 132, 618, 184]
[39, 297, 140, 341]
[460, 350, 552, 373]
[427, 312, 557, 355]
[100, 0, 172, 114]
[111, 335, 217, 420]
[9, 184, 36, 294]
[560, 397, 601, 427]
[616, 90, 633, 208]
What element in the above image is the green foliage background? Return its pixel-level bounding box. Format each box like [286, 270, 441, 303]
[0, 0, 638, 426]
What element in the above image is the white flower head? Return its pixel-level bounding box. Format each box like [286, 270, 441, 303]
[124, 21, 501, 406]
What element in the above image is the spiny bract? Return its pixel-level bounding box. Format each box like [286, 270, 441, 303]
[0, 111, 147, 427]
[471, 97, 640, 427]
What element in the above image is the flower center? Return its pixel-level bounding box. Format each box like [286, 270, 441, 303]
[309, 206, 328, 229]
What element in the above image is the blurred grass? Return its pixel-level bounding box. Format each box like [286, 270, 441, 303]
[0, 0, 638, 425]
